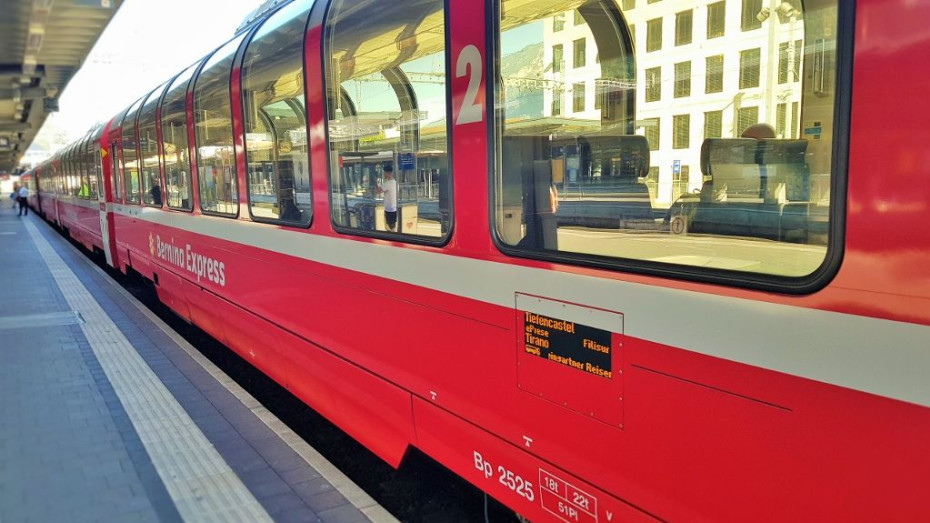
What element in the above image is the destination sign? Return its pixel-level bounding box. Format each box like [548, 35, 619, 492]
[523, 311, 612, 379]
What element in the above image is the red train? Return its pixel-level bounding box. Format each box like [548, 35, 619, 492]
[22, 0, 930, 520]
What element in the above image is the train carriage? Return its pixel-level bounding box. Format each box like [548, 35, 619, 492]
[29, 0, 930, 521]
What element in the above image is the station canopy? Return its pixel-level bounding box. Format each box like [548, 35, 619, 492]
[0, 0, 123, 172]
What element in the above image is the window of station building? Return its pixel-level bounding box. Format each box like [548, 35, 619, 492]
[194, 36, 244, 217]
[554, 13, 566, 32]
[646, 17, 662, 52]
[121, 98, 144, 204]
[553, 44, 564, 73]
[675, 10, 692, 46]
[574, 9, 586, 25]
[645, 66, 661, 102]
[741, 0, 762, 31]
[573, 82, 586, 112]
[241, 0, 312, 227]
[672, 114, 689, 149]
[704, 110, 723, 138]
[574, 38, 587, 68]
[161, 64, 197, 211]
[737, 106, 759, 135]
[706, 55, 724, 93]
[553, 88, 564, 116]
[494, 0, 843, 286]
[622, 0, 635, 9]
[739, 47, 761, 88]
[138, 85, 166, 207]
[707, 1, 726, 39]
[324, 0, 452, 239]
[644, 117, 660, 150]
[674, 61, 690, 98]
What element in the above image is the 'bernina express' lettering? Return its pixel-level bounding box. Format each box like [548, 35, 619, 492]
[151, 234, 227, 287]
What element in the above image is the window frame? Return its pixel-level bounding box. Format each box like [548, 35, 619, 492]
[487, 0, 855, 295]
[160, 63, 199, 213]
[138, 82, 169, 209]
[120, 96, 145, 205]
[192, 35, 247, 219]
[240, 0, 314, 228]
[319, 0, 455, 246]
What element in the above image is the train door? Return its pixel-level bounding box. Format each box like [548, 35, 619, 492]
[97, 142, 115, 267]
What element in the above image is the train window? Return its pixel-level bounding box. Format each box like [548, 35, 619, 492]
[242, 0, 312, 227]
[493, 0, 841, 285]
[121, 97, 144, 204]
[194, 35, 245, 217]
[85, 135, 99, 200]
[324, 0, 452, 239]
[161, 64, 197, 211]
[77, 137, 89, 199]
[139, 84, 167, 207]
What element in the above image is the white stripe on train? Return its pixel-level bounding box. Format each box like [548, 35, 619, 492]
[112, 205, 930, 409]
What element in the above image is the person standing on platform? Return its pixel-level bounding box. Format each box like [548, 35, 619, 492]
[376, 163, 398, 232]
[17, 184, 28, 216]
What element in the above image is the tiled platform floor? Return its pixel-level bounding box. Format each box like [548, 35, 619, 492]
[0, 202, 396, 523]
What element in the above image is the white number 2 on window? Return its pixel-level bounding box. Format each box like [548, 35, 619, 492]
[455, 44, 483, 125]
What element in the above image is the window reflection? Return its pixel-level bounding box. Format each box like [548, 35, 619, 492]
[161, 64, 196, 211]
[194, 36, 243, 216]
[324, 0, 451, 238]
[242, 0, 312, 226]
[495, 0, 838, 279]
[120, 98, 144, 204]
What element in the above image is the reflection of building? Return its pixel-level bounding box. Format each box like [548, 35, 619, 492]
[544, 0, 803, 205]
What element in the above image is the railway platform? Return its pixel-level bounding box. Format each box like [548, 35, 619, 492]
[0, 202, 396, 523]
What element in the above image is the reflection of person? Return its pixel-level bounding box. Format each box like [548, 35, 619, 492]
[150, 184, 162, 206]
[18, 184, 29, 216]
[742, 123, 776, 198]
[280, 199, 302, 221]
[741, 123, 776, 140]
[375, 163, 398, 232]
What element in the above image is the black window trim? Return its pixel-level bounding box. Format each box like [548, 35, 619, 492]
[160, 61, 201, 213]
[240, 0, 315, 229]
[138, 81, 171, 209]
[120, 95, 146, 205]
[192, 34, 248, 220]
[317, 0, 454, 247]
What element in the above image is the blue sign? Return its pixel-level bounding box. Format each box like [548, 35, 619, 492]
[672, 160, 681, 174]
[399, 153, 415, 170]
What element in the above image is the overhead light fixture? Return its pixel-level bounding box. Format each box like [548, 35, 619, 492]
[27, 23, 45, 53]
[775, 2, 799, 19]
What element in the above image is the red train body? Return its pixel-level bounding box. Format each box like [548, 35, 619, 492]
[24, 0, 930, 521]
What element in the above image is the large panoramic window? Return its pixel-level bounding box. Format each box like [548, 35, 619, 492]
[161, 64, 197, 211]
[242, 0, 312, 226]
[138, 84, 166, 207]
[324, 0, 451, 239]
[120, 97, 144, 204]
[194, 36, 244, 217]
[494, 0, 841, 284]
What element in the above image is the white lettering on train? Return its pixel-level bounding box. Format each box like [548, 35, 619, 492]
[150, 233, 226, 287]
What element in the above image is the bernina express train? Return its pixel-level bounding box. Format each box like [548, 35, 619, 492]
[24, 0, 930, 520]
